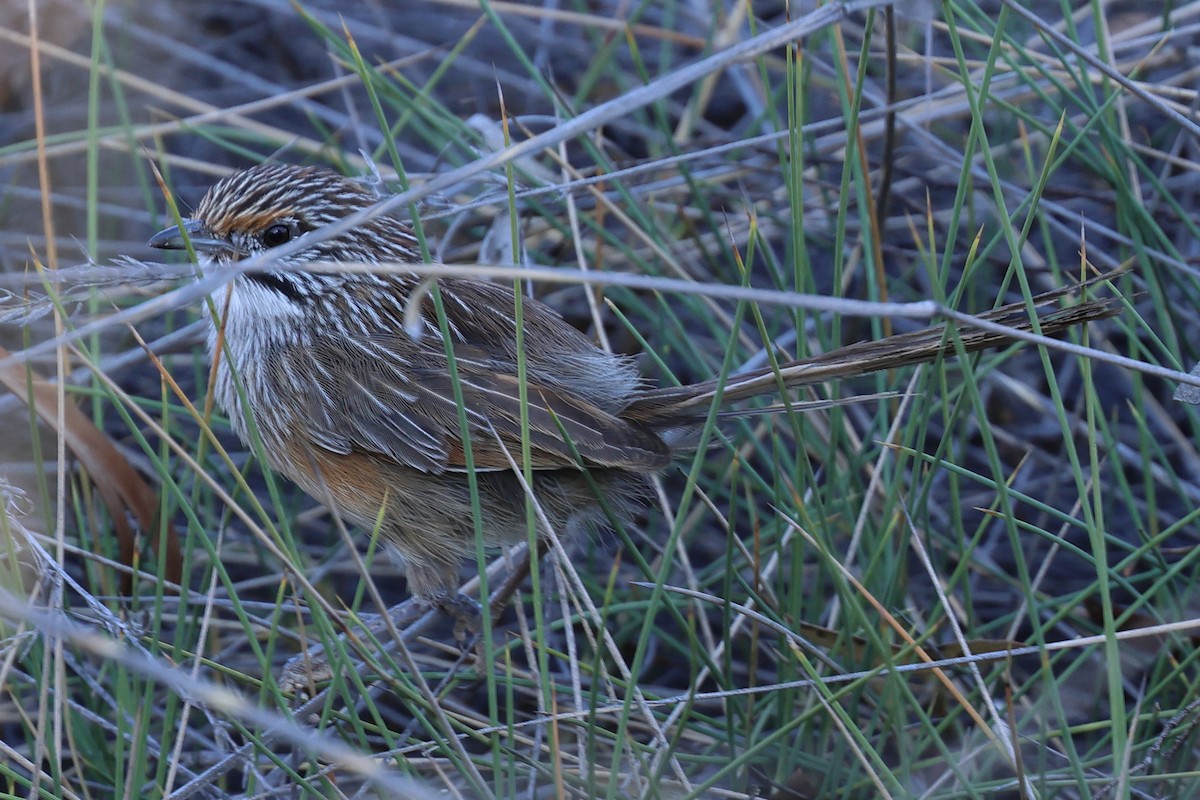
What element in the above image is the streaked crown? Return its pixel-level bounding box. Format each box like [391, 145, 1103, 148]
[191, 164, 420, 266]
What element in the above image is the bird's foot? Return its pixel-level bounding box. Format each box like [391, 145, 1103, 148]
[426, 591, 484, 647]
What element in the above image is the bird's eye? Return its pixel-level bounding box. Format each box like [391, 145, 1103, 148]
[261, 223, 293, 248]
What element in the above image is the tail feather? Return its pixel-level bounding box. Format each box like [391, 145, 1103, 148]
[624, 277, 1120, 426]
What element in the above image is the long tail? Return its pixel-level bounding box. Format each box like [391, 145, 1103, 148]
[623, 274, 1121, 426]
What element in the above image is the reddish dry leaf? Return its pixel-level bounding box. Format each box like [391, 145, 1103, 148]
[0, 344, 183, 590]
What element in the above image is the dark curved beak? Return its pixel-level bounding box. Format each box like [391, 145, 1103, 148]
[148, 219, 235, 255]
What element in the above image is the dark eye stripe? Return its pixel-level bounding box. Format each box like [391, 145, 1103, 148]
[246, 272, 305, 302]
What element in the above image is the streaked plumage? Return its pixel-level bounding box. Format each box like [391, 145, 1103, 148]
[149, 164, 1119, 608]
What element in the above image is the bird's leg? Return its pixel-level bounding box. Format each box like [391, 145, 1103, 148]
[407, 560, 494, 650]
[417, 546, 543, 660]
[424, 589, 484, 646]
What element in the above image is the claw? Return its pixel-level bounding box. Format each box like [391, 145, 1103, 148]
[427, 591, 483, 648]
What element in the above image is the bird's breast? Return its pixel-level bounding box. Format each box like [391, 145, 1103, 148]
[205, 278, 309, 450]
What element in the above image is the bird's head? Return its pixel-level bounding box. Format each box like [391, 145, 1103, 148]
[148, 164, 419, 270]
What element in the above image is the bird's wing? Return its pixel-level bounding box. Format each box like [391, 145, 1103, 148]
[282, 330, 669, 475]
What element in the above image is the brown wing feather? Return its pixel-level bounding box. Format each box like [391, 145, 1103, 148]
[418, 372, 669, 471]
[284, 277, 670, 475]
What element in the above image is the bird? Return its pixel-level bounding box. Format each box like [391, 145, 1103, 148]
[148, 163, 1117, 616]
